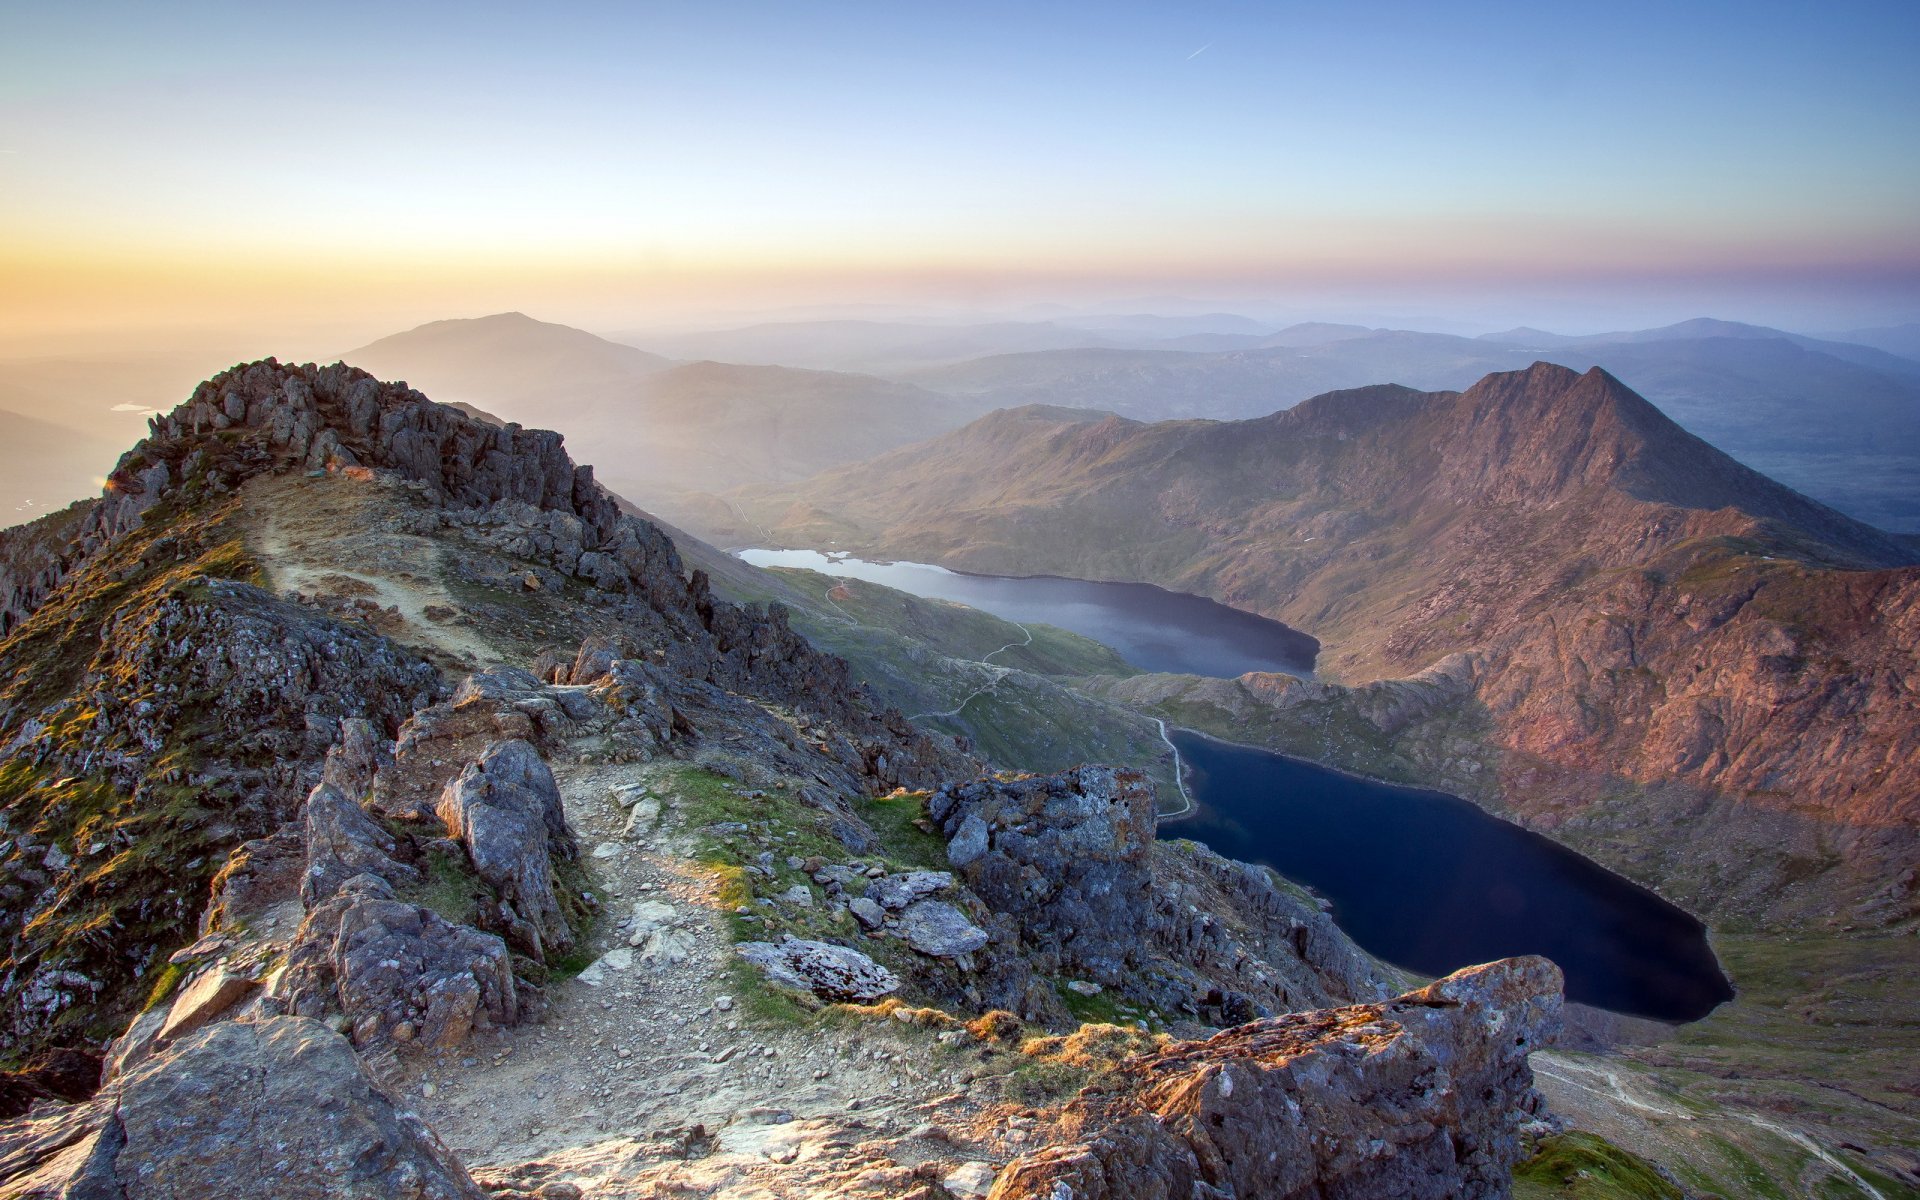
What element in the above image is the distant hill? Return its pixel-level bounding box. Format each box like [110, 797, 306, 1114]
[892, 321, 1920, 530]
[1820, 321, 1920, 362]
[344, 311, 673, 402]
[733, 364, 1920, 924]
[341, 314, 987, 521]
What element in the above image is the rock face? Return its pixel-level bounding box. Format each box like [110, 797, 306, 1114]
[932, 765, 1156, 981]
[0, 1016, 486, 1198]
[435, 739, 577, 958]
[277, 874, 519, 1052]
[988, 957, 1564, 1200]
[931, 766, 1384, 1021]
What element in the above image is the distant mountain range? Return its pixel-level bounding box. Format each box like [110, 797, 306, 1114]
[340, 313, 994, 524]
[864, 319, 1920, 531]
[728, 363, 1920, 926]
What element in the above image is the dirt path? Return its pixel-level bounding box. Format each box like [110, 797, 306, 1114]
[396, 757, 1014, 1198]
[244, 473, 499, 667]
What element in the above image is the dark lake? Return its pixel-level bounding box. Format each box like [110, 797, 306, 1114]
[1167, 730, 1734, 1021]
[736, 548, 1317, 679]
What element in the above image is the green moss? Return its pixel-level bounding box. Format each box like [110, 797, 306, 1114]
[1055, 981, 1140, 1027]
[1513, 1132, 1684, 1200]
[851, 790, 945, 870]
[140, 961, 188, 1014]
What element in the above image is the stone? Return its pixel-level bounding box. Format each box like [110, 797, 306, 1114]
[946, 813, 990, 867]
[778, 884, 816, 908]
[736, 937, 901, 1002]
[848, 896, 886, 930]
[987, 957, 1564, 1200]
[276, 875, 518, 1052]
[945, 1161, 998, 1198]
[865, 869, 954, 911]
[301, 781, 416, 906]
[898, 900, 989, 958]
[436, 739, 577, 959]
[155, 966, 259, 1046]
[575, 947, 635, 987]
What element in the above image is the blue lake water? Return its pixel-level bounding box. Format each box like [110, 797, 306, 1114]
[737, 548, 1317, 678]
[738, 549, 1732, 1021]
[1168, 731, 1733, 1021]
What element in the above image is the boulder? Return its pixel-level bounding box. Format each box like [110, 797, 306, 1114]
[302, 781, 416, 906]
[898, 900, 989, 958]
[277, 874, 518, 1051]
[435, 740, 576, 958]
[737, 937, 901, 1002]
[865, 870, 954, 911]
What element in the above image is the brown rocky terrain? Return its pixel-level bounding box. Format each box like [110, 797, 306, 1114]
[0, 360, 1568, 1197]
[728, 363, 1920, 927]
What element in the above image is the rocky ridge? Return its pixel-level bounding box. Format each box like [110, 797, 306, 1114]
[0, 359, 1564, 1197]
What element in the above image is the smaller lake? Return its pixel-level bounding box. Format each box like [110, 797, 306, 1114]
[737, 548, 1317, 679]
[1168, 731, 1734, 1021]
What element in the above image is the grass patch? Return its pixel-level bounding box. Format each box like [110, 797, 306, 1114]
[140, 961, 188, 1014]
[1513, 1132, 1684, 1200]
[852, 790, 945, 870]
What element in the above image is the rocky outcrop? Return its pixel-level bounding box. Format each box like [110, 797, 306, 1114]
[303, 781, 418, 906]
[932, 766, 1385, 1022]
[932, 766, 1156, 981]
[988, 957, 1563, 1200]
[0, 1016, 486, 1198]
[277, 874, 519, 1052]
[435, 740, 576, 958]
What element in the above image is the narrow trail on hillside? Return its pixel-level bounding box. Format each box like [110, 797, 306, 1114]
[909, 623, 1033, 721]
[1154, 718, 1194, 818]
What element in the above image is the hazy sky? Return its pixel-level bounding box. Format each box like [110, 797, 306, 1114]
[3, 0, 1918, 345]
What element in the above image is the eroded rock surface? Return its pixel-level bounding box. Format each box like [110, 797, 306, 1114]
[277, 875, 519, 1051]
[436, 739, 577, 958]
[989, 957, 1564, 1200]
[0, 1016, 486, 1199]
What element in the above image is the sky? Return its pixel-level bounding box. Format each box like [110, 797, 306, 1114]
[3, 0, 1918, 348]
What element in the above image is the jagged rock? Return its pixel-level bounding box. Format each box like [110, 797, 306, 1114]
[436, 740, 576, 959]
[203, 827, 305, 931]
[899, 900, 990, 958]
[0, 1016, 486, 1198]
[988, 957, 1564, 1200]
[737, 936, 901, 1002]
[849, 897, 886, 930]
[303, 781, 418, 906]
[931, 765, 1156, 982]
[277, 874, 518, 1051]
[865, 870, 954, 911]
[321, 715, 394, 797]
[153, 965, 259, 1046]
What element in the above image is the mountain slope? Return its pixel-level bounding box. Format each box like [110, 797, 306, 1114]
[889, 325, 1920, 531]
[736, 364, 1920, 923]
